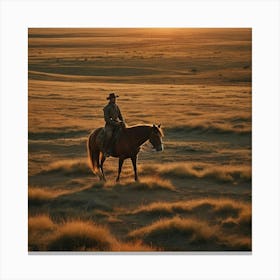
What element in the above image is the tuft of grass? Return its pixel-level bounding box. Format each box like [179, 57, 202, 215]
[128, 214, 251, 251]
[35, 219, 157, 251]
[140, 162, 251, 183]
[29, 188, 56, 204]
[114, 240, 157, 252]
[105, 176, 175, 191]
[47, 220, 117, 251]
[29, 214, 56, 231]
[42, 159, 91, 176]
[106, 216, 123, 224]
[227, 236, 251, 250]
[127, 198, 251, 250]
[201, 165, 251, 183]
[131, 177, 175, 191]
[221, 205, 251, 236]
[28, 187, 65, 205]
[131, 198, 249, 219]
[28, 186, 90, 205]
[128, 217, 221, 251]
[29, 214, 57, 251]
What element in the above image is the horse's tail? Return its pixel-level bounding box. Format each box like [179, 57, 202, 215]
[87, 128, 103, 180]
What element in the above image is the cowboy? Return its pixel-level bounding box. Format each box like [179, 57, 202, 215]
[102, 93, 125, 157]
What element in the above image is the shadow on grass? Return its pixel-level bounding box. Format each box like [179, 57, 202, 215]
[128, 216, 251, 251]
[124, 198, 251, 251]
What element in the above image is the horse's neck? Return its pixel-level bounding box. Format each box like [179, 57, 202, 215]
[128, 126, 151, 148]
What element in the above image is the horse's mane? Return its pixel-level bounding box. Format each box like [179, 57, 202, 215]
[155, 126, 164, 137]
[126, 124, 164, 137]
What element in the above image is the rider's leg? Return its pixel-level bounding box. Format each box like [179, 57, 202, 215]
[103, 127, 113, 156]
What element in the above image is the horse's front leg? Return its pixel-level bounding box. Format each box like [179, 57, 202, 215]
[131, 155, 138, 181]
[116, 158, 124, 182]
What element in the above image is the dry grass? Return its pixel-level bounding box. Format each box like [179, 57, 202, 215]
[140, 162, 251, 183]
[130, 177, 175, 191]
[47, 220, 117, 251]
[126, 198, 251, 251]
[29, 216, 156, 251]
[29, 28, 251, 86]
[220, 204, 251, 237]
[29, 188, 57, 202]
[28, 209, 251, 251]
[128, 217, 222, 251]
[28, 28, 251, 252]
[115, 240, 159, 252]
[128, 216, 214, 238]
[28, 214, 57, 251]
[105, 176, 175, 191]
[131, 198, 250, 217]
[128, 215, 251, 251]
[225, 236, 251, 249]
[42, 159, 91, 176]
[28, 186, 90, 205]
[29, 214, 56, 231]
[28, 187, 68, 204]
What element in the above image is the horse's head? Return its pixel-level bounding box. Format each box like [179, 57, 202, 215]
[149, 124, 164, 152]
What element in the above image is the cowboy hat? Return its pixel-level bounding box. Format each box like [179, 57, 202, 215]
[106, 93, 119, 100]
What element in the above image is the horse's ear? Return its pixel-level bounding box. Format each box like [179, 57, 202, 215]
[153, 124, 156, 128]
[158, 124, 161, 128]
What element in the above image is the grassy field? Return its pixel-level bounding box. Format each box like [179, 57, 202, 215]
[28, 28, 251, 252]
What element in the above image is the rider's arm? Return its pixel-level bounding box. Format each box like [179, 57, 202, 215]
[117, 106, 124, 123]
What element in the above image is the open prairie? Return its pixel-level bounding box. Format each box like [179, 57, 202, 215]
[28, 28, 251, 251]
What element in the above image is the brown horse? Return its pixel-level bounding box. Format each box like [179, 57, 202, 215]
[87, 124, 164, 182]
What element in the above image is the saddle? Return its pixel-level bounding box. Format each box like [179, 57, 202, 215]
[97, 126, 123, 153]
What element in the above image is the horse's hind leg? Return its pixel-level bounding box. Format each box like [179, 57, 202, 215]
[131, 155, 138, 181]
[116, 158, 124, 182]
[100, 155, 107, 181]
